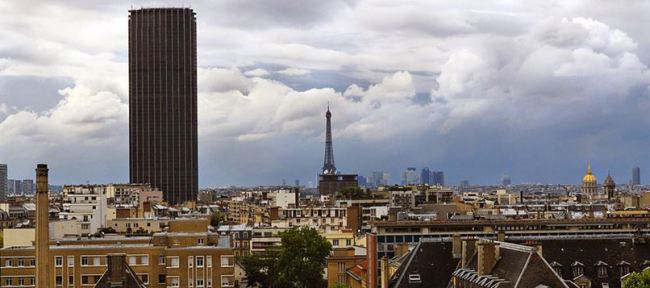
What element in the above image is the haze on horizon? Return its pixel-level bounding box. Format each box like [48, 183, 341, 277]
[1, 0, 650, 187]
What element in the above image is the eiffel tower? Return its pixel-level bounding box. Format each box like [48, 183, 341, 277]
[322, 105, 337, 175]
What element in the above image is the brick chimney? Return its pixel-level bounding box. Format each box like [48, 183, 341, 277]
[452, 234, 462, 259]
[35, 164, 50, 288]
[477, 240, 499, 276]
[107, 253, 126, 286]
[380, 256, 389, 288]
[461, 238, 476, 268]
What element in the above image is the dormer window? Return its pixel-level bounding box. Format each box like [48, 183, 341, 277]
[595, 261, 608, 278]
[618, 261, 631, 276]
[550, 262, 563, 277]
[572, 261, 584, 278]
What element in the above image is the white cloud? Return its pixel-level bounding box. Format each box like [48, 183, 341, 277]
[244, 68, 270, 77]
[276, 67, 311, 76]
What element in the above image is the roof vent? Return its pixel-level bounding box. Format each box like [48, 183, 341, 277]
[408, 274, 422, 283]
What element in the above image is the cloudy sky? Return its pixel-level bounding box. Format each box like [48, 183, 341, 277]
[1, 0, 650, 187]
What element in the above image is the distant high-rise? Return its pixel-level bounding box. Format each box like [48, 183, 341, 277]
[21, 179, 34, 194]
[401, 167, 418, 185]
[432, 171, 445, 186]
[632, 167, 640, 186]
[420, 167, 431, 185]
[501, 174, 511, 186]
[0, 164, 6, 200]
[8, 179, 21, 194]
[129, 8, 198, 205]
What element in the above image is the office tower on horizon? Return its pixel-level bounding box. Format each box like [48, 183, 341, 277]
[401, 167, 418, 185]
[632, 167, 640, 186]
[501, 174, 511, 186]
[21, 179, 34, 194]
[420, 167, 431, 185]
[0, 164, 6, 200]
[129, 8, 198, 205]
[432, 171, 445, 186]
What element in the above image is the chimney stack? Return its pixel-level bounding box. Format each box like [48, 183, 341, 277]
[35, 164, 50, 288]
[477, 240, 499, 276]
[452, 234, 462, 259]
[107, 253, 126, 286]
[380, 256, 389, 288]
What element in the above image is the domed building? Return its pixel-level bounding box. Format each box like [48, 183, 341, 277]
[581, 162, 598, 196]
[603, 172, 616, 199]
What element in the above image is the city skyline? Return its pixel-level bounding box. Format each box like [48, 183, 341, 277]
[2, 1, 650, 186]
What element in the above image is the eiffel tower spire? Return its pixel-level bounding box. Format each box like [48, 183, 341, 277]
[322, 104, 337, 175]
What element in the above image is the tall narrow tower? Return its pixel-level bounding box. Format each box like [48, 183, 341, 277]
[322, 106, 337, 175]
[129, 8, 198, 205]
[35, 164, 50, 288]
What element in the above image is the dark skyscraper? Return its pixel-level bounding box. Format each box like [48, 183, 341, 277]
[129, 8, 198, 205]
[632, 167, 640, 185]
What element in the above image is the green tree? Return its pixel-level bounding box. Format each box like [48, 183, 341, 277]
[210, 211, 225, 227]
[623, 269, 650, 288]
[337, 186, 368, 199]
[240, 227, 332, 288]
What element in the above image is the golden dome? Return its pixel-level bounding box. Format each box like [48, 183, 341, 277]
[582, 162, 597, 184]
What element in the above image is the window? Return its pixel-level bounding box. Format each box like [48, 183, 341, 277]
[93, 257, 101, 266]
[81, 257, 88, 266]
[30, 278, 35, 285]
[18, 278, 24, 286]
[346, 239, 352, 246]
[17, 259, 24, 267]
[221, 276, 234, 287]
[5, 279, 11, 286]
[67, 256, 74, 267]
[129, 256, 137, 265]
[197, 256, 204, 267]
[189, 256, 194, 267]
[56, 276, 63, 286]
[169, 257, 179, 268]
[170, 277, 179, 287]
[55, 256, 63, 267]
[158, 274, 166, 283]
[31, 259, 36, 266]
[159, 255, 166, 265]
[221, 256, 233, 267]
[68, 275, 74, 285]
[333, 239, 339, 246]
[408, 274, 421, 283]
[197, 275, 204, 287]
[198, 238, 205, 245]
[620, 264, 630, 276]
[141, 256, 149, 265]
[207, 256, 212, 267]
[82, 276, 89, 285]
[4, 259, 11, 267]
[140, 274, 148, 284]
[597, 265, 608, 278]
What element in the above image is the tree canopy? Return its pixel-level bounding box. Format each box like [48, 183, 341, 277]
[210, 210, 225, 227]
[239, 226, 332, 288]
[623, 269, 650, 288]
[336, 186, 369, 199]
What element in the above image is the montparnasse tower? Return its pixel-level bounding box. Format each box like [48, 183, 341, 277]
[581, 162, 598, 196]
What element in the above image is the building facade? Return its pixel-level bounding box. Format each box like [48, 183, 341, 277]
[129, 8, 199, 205]
[632, 167, 640, 186]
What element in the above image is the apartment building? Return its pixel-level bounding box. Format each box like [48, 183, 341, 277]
[0, 218, 236, 288]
